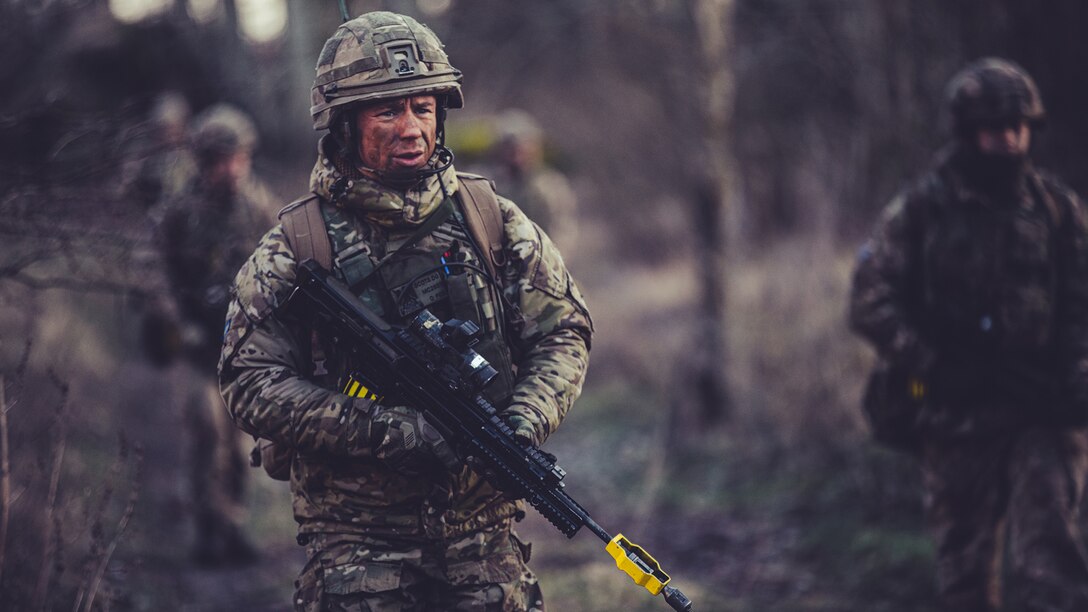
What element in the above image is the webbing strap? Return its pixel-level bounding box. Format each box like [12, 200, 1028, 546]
[279, 180, 506, 284]
[458, 177, 506, 280]
[280, 193, 333, 270]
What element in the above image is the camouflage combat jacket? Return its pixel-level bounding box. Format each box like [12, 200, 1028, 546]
[850, 145, 1088, 431]
[218, 138, 593, 540]
[491, 165, 577, 242]
[157, 176, 277, 365]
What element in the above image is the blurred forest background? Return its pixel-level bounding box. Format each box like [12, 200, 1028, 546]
[3, 0, 1088, 610]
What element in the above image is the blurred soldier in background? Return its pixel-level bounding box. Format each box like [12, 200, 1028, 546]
[488, 109, 578, 247]
[850, 58, 1088, 611]
[122, 91, 198, 211]
[154, 103, 277, 566]
[219, 11, 591, 611]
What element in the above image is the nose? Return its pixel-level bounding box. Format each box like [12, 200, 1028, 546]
[396, 111, 424, 140]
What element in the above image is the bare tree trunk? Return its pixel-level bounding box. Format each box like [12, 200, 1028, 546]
[690, 0, 736, 424]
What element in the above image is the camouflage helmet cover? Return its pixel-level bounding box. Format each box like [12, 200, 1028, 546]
[310, 11, 464, 131]
[190, 103, 258, 162]
[495, 109, 543, 146]
[150, 91, 191, 132]
[946, 57, 1045, 133]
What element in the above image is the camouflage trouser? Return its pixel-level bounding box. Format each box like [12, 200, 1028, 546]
[294, 522, 544, 612]
[921, 427, 1088, 612]
[179, 365, 253, 562]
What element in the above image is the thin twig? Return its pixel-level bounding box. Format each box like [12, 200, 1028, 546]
[0, 376, 9, 585]
[7, 273, 151, 297]
[0, 341, 32, 583]
[71, 438, 124, 612]
[34, 375, 69, 611]
[79, 442, 142, 612]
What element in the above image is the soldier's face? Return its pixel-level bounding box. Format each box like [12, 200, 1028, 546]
[355, 95, 438, 175]
[975, 119, 1031, 157]
[206, 150, 251, 193]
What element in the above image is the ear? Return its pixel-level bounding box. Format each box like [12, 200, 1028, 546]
[436, 99, 448, 144]
[332, 111, 359, 161]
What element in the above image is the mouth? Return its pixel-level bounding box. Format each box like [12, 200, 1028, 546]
[391, 150, 427, 169]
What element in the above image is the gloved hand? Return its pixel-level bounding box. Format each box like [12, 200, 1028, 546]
[370, 405, 461, 474]
[504, 413, 539, 448]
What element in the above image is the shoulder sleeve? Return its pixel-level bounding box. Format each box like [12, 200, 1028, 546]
[219, 223, 298, 368]
[848, 182, 931, 367]
[498, 196, 593, 445]
[1047, 178, 1088, 413]
[218, 224, 375, 459]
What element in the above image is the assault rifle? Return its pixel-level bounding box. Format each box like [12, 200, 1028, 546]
[287, 259, 694, 612]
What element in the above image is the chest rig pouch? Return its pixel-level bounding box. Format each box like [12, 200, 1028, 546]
[919, 173, 1060, 352]
[321, 199, 517, 408]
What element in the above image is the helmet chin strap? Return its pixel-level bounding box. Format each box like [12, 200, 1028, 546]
[354, 145, 454, 190]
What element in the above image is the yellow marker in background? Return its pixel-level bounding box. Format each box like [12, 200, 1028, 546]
[909, 377, 926, 400]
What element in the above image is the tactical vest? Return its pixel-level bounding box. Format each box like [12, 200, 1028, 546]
[913, 170, 1065, 354]
[280, 174, 516, 407]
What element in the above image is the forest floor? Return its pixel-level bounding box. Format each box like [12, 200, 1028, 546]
[109, 380, 937, 612]
[108, 383, 936, 612]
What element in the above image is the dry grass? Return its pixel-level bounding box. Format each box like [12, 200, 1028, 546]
[529, 235, 934, 611]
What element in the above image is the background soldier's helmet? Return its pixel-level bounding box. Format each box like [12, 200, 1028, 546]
[190, 104, 258, 165]
[310, 11, 464, 132]
[496, 109, 544, 149]
[149, 91, 191, 137]
[946, 57, 1046, 134]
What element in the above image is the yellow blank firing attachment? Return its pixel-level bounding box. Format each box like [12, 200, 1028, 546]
[606, 534, 670, 595]
[605, 535, 693, 610]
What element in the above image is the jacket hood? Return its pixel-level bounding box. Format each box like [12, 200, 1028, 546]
[309, 134, 459, 228]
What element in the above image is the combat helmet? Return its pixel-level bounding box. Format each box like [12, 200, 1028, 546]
[946, 57, 1045, 136]
[310, 11, 463, 132]
[190, 104, 258, 165]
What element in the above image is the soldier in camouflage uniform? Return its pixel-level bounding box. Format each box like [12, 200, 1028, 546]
[486, 110, 578, 248]
[156, 103, 277, 565]
[218, 12, 591, 611]
[122, 91, 198, 211]
[849, 58, 1088, 611]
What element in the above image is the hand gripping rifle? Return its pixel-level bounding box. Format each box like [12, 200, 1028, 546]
[287, 260, 694, 612]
